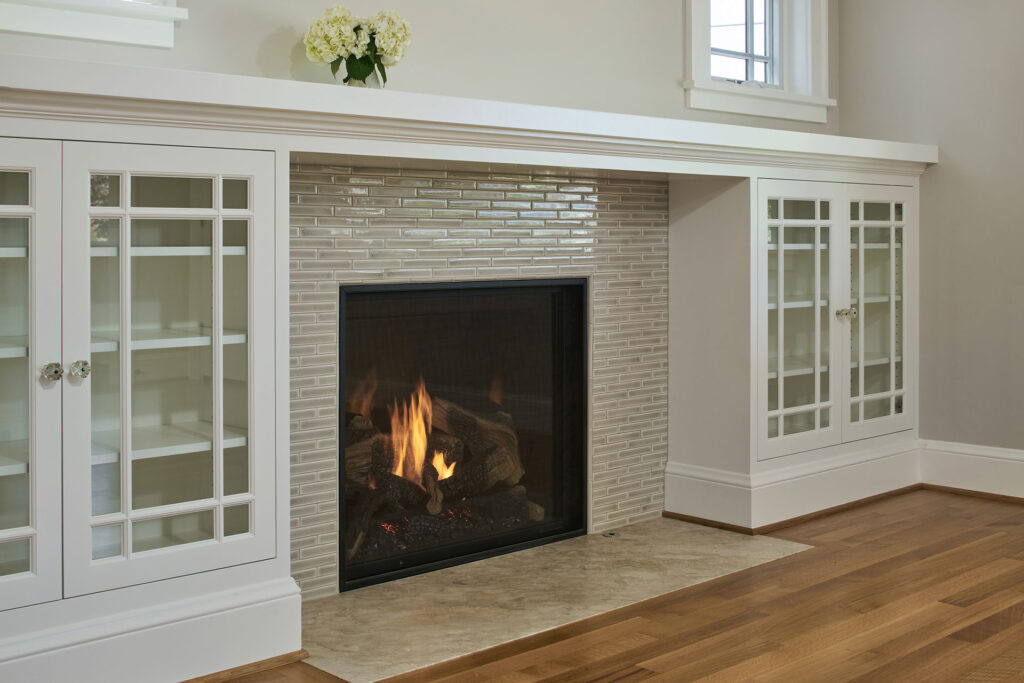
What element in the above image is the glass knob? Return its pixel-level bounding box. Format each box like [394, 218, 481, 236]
[70, 360, 92, 379]
[42, 362, 65, 382]
[849, 306, 859, 319]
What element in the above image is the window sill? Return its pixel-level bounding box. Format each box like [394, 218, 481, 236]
[0, 0, 188, 48]
[684, 79, 836, 123]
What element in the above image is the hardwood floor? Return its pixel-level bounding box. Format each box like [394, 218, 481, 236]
[247, 490, 1024, 682]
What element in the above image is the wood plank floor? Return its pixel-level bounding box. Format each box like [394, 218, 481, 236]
[241, 490, 1024, 682]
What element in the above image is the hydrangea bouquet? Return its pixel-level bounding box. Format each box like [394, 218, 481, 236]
[304, 7, 411, 87]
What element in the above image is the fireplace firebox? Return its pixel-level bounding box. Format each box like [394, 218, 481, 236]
[339, 279, 586, 590]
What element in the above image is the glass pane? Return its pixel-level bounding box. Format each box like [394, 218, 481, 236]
[767, 417, 778, 439]
[753, 61, 766, 83]
[851, 366, 860, 398]
[820, 408, 830, 429]
[711, 54, 747, 81]
[819, 201, 830, 220]
[132, 509, 214, 553]
[767, 198, 779, 219]
[784, 200, 816, 219]
[784, 412, 816, 436]
[222, 178, 249, 210]
[895, 395, 904, 415]
[710, 0, 747, 52]
[92, 217, 122, 515]
[131, 176, 213, 209]
[851, 401, 861, 423]
[0, 538, 30, 576]
[864, 202, 891, 221]
[850, 202, 860, 220]
[132, 219, 212, 248]
[90, 174, 121, 208]
[90, 217, 119, 247]
[895, 228, 904, 391]
[767, 218, 778, 413]
[782, 224, 816, 410]
[0, 472, 29, 530]
[895, 203, 904, 221]
[864, 397, 892, 420]
[0, 216, 28, 248]
[224, 219, 249, 495]
[132, 451, 213, 510]
[92, 524, 122, 560]
[224, 504, 250, 537]
[0, 171, 29, 206]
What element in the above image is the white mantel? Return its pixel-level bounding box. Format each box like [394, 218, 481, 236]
[0, 54, 936, 178]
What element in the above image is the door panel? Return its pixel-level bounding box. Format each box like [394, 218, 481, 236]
[0, 138, 62, 611]
[62, 142, 276, 597]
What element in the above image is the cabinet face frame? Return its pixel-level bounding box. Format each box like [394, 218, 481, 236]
[0, 137, 63, 612]
[757, 179, 916, 461]
[61, 142, 277, 596]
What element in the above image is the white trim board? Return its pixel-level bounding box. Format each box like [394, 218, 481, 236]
[0, 1, 187, 48]
[665, 439, 1024, 528]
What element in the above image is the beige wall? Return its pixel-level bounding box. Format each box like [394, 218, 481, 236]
[0, 0, 837, 132]
[838, 0, 1024, 449]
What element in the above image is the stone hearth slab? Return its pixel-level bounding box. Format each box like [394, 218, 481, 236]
[301, 517, 808, 682]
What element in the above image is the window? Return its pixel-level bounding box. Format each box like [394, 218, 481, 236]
[685, 0, 835, 123]
[0, 0, 188, 48]
[710, 0, 776, 84]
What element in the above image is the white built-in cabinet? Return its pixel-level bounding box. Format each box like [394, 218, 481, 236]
[758, 179, 915, 460]
[0, 137, 276, 609]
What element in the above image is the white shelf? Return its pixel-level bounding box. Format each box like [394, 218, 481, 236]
[90, 328, 247, 353]
[0, 336, 28, 359]
[92, 246, 247, 257]
[0, 440, 28, 477]
[768, 353, 902, 380]
[856, 244, 902, 250]
[0, 247, 27, 258]
[767, 298, 828, 310]
[767, 244, 828, 251]
[91, 421, 247, 463]
[858, 294, 903, 305]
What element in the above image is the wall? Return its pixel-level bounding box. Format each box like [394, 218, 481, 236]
[838, 0, 1024, 450]
[0, 0, 837, 131]
[289, 161, 668, 596]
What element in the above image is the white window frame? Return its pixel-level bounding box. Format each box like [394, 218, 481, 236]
[685, 0, 835, 123]
[0, 0, 188, 48]
[710, 0, 778, 85]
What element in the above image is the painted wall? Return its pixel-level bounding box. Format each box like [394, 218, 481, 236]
[838, 0, 1024, 450]
[0, 0, 837, 132]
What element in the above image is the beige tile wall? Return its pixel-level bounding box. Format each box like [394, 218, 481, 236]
[289, 162, 669, 597]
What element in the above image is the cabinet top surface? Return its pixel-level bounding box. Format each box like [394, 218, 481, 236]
[0, 54, 938, 171]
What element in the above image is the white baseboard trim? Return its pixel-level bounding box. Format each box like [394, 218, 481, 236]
[920, 439, 1024, 499]
[666, 439, 1024, 531]
[0, 577, 302, 683]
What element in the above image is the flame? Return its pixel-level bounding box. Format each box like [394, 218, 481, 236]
[488, 370, 504, 406]
[388, 379, 433, 486]
[432, 450, 456, 480]
[347, 369, 378, 417]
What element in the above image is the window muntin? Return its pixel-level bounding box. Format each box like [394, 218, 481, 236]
[710, 0, 776, 85]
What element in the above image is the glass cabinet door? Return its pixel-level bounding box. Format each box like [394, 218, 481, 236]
[760, 181, 842, 459]
[0, 138, 62, 611]
[62, 143, 275, 596]
[845, 194, 912, 440]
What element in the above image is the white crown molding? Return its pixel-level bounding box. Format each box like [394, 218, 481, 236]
[0, 55, 937, 177]
[0, 1, 187, 48]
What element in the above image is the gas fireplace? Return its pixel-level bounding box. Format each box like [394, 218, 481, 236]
[339, 279, 586, 590]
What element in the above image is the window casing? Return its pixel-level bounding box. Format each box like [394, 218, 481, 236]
[685, 0, 835, 123]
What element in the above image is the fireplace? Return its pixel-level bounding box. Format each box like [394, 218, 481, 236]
[338, 279, 587, 590]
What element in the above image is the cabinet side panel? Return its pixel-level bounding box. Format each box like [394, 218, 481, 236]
[668, 176, 752, 476]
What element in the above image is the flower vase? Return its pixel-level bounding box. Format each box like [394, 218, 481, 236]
[347, 72, 382, 88]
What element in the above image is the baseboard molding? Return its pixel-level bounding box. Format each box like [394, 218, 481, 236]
[0, 578, 302, 683]
[920, 439, 1024, 499]
[183, 649, 309, 683]
[664, 439, 1024, 536]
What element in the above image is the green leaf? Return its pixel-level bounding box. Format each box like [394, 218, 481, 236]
[346, 54, 375, 82]
[375, 58, 388, 86]
[330, 56, 343, 78]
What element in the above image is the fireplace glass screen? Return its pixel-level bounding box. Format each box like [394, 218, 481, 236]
[339, 279, 585, 589]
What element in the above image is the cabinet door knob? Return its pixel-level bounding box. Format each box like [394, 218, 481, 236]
[834, 308, 848, 321]
[849, 306, 859, 319]
[70, 360, 92, 379]
[41, 362, 65, 382]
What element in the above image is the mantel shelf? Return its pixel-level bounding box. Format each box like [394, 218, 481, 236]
[91, 421, 248, 464]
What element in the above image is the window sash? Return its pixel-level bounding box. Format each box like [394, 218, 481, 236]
[710, 0, 776, 84]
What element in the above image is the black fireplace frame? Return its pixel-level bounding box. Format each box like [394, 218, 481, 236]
[337, 278, 587, 592]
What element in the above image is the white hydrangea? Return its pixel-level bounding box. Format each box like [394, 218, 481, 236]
[367, 9, 412, 66]
[304, 6, 368, 64]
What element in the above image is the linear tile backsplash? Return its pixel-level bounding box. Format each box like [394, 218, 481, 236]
[290, 162, 668, 597]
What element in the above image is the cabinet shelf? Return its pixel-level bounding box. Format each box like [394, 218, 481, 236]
[91, 421, 248, 464]
[90, 328, 247, 353]
[767, 353, 903, 380]
[90, 247, 246, 257]
[0, 336, 28, 359]
[766, 298, 828, 310]
[0, 440, 29, 478]
[857, 294, 903, 305]
[767, 244, 828, 251]
[0, 247, 28, 258]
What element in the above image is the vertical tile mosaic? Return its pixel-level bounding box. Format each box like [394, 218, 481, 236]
[290, 163, 668, 597]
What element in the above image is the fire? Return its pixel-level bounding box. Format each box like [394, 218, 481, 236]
[389, 379, 432, 484]
[347, 369, 378, 417]
[432, 450, 455, 480]
[488, 370, 504, 406]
